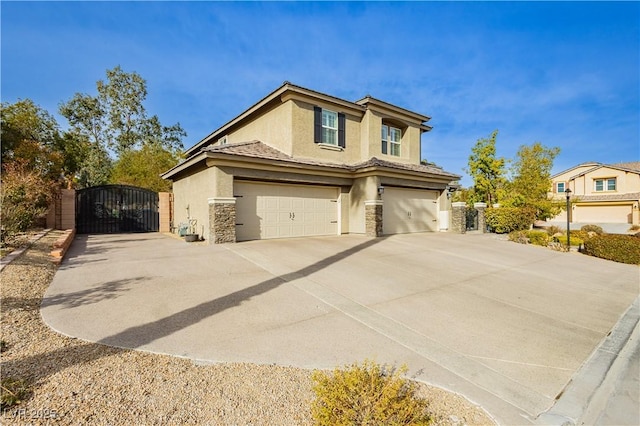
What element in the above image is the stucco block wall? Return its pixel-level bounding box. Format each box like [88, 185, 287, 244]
[46, 189, 76, 230]
[172, 167, 216, 241]
[159, 192, 172, 233]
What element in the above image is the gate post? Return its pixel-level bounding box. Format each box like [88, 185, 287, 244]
[474, 202, 488, 233]
[451, 202, 466, 234]
[159, 192, 172, 233]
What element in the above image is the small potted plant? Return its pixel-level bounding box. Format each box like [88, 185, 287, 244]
[184, 218, 199, 242]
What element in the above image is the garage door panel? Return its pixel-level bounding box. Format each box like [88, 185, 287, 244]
[575, 205, 632, 224]
[235, 182, 338, 241]
[383, 188, 438, 234]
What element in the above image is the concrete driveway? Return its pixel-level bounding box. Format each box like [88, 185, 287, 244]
[41, 232, 639, 425]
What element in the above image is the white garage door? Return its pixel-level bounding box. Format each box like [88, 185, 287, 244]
[383, 187, 439, 234]
[234, 182, 339, 241]
[574, 204, 632, 224]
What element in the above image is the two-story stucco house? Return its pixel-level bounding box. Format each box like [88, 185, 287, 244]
[548, 162, 640, 227]
[162, 82, 460, 243]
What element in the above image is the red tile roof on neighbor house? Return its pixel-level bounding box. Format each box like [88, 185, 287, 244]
[202, 140, 460, 178]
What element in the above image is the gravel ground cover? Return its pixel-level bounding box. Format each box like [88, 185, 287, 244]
[1, 230, 495, 425]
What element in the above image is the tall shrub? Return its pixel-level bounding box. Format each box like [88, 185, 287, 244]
[0, 160, 54, 234]
[485, 207, 535, 233]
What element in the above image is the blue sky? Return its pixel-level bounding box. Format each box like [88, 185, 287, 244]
[2, 1, 638, 186]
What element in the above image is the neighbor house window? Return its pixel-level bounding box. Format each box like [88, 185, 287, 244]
[314, 106, 345, 147]
[594, 178, 616, 192]
[381, 124, 401, 156]
[556, 182, 565, 193]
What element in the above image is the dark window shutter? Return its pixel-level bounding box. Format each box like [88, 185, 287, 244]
[314, 106, 322, 143]
[338, 112, 346, 148]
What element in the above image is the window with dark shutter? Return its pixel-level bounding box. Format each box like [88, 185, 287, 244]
[338, 113, 345, 148]
[314, 106, 322, 143]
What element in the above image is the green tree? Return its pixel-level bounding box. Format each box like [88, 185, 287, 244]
[465, 130, 506, 205]
[59, 66, 186, 188]
[503, 142, 561, 221]
[2, 99, 61, 176]
[111, 144, 178, 192]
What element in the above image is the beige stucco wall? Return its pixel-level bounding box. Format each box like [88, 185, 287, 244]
[359, 109, 423, 165]
[172, 166, 216, 241]
[289, 99, 363, 164]
[349, 176, 380, 234]
[226, 101, 293, 155]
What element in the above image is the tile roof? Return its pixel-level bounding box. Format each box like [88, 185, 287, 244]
[611, 162, 640, 172]
[576, 192, 640, 202]
[202, 141, 459, 178]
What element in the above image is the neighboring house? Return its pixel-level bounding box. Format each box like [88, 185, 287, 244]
[549, 162, 640, 226]
[162, 82, 460, 243]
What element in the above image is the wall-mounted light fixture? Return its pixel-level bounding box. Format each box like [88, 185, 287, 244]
[377, 185, 385, 197]
[446, 186, 456, 199]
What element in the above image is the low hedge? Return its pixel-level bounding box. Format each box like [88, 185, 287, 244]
[486, 207, 536, 234]
[583, 234, 640, 265]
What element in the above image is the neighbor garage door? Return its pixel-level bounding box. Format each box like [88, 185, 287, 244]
[383, 187, 439, 234]
[574, 204, 632, 224]
[234, 181, 339, 241]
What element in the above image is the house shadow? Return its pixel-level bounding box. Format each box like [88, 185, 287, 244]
[5, 235, 386, 391]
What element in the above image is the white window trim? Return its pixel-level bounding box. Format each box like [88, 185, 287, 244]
[382, 124, 402, 156]
[556, 182, 565, 193]
[594, 177, 617, 192]
[321, 109, 338, 145]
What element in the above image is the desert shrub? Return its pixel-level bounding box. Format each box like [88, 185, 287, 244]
[527, 230, 550, 246]
[1, 160, 55, 235]
[311, 360, 431, 426]
[508, 230, 529, 244]
[583, 234, 640, 264]
[553, 233, 584, 247]
[1, 378, 31, 409]
[545, 225, 563, 236]
[485, 207, 536, 234]
[580, 224, 604, 235]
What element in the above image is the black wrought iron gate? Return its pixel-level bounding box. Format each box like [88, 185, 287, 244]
[466, 207, 478, 231]
[76, 185, 159, 234]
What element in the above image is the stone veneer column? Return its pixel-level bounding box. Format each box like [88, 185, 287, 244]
[474, 202, 488, 233]
[208, 198, 236, 244]
[451, 202, 466, 234]
[365, 200, 383, 237]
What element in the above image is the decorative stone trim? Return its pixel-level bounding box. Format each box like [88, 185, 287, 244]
[208, 199, 236, 244]
[365, 200, 383, 237]
[208, 197, 237, 204]
[451, 202, 466, 234]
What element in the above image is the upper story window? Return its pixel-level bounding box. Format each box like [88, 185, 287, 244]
[556, 182, 565, 193]
[381, 124, 401, 156]
[594, 178, 616, 192]
[314, 106, 345, 148]
[322, 110, 338, 145]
